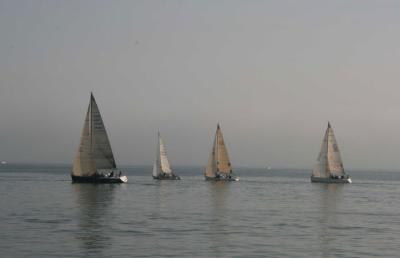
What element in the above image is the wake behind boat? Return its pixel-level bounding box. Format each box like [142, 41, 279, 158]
[152, 131, 180, 180]
[204, 124, 239, 181]
[71, 93, 128, 183]
[311, 122, 351, 184]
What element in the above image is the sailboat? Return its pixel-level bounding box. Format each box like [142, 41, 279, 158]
[204, 124, 239, 181]
[71, 93, 128, 183]
[152, 131, 180, 180]
[311, 122, 352, 184]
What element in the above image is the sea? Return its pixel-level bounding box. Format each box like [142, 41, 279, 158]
[0, 164, 400, 258]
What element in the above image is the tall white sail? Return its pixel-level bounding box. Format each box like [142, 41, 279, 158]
[205, 124, 232, 177]
[72, 93, 116, 176]
[72, 104, 96, 176]
[312, 123, 345, 178]
[154, 132, 172, 176]
[312, 126, 328, 178]
[153, 162, 158, 177]
[159, 133, 172, 174]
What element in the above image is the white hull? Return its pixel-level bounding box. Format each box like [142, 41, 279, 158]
[120, 175, 128, 183]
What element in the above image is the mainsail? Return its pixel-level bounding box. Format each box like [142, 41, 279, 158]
[72, 93, 116, 177]
[205, 124, 232, 177]
[205, 134, 217, 178]
[153, 132, 172, 176]
[312, 122, 345, 178]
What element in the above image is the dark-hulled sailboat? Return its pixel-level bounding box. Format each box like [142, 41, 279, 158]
[152, 131, 180, 180]
[204, 124, 239, 181]
[311, 122, 351, 184]
[71, 93, 128, 183]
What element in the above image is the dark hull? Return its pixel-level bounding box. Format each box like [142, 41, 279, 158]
[71, 175, 126, 184]
[205, 176, 239, 181]
[153, 174, 181, 180]
[311, 176, 352, 184]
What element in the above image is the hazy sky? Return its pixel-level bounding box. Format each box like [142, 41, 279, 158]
[1, 0, 400, 170]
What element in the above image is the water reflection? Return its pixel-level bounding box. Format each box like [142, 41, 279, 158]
[150, 180, 168, 251]
[154, 180, 168, 208]
[207, 182, 231, 257]
[72, 184, 117, 258]
[317, 184, 344, 257]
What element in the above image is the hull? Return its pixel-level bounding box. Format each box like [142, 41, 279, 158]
[205, 175, 239, 181]
[71, 175, 128, 183]
[311, 176, 352, 184]
[153, 174, 181, 180]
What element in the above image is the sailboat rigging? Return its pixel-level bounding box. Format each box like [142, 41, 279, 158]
[311, 122, 351, 184]
[204, 124, 239, 181]
[71, 93, 128, 183]
[152, 131, 180, 180]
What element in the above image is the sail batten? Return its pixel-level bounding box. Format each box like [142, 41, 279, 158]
[72, 94, 116, 177]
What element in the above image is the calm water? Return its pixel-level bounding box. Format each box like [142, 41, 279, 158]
[1, 165, 400, 258]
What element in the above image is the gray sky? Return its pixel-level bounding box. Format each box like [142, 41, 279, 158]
[1, 0, 400, 170]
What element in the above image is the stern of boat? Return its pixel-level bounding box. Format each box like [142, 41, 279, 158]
[119, 175, 128, 183]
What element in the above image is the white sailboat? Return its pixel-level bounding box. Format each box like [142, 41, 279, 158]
[152, 132, 180, 180]
[152, 131, 180, 180]
[311, 122, 351, 183]
[71, 93, 128, 183]
[205, 124, 239, 181]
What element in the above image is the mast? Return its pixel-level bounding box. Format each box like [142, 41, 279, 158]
[90, 93, 93, 163]
[216, 124, 219, 172]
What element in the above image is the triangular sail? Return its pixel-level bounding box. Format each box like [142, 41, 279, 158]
[72, 93, 116, 176]
[158, 132, 172, 174]
[326, 124, 345, 176]
[312, 126, 329, 178]
[72, 104, 96, 176]
[205, 134, 217, 177]
[205, 124, 232, 177]
[215, 125, 232, 174]
[152, 162, 158, 177]
[312, 123, 345, 178]
[90, 95, 116, 169]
